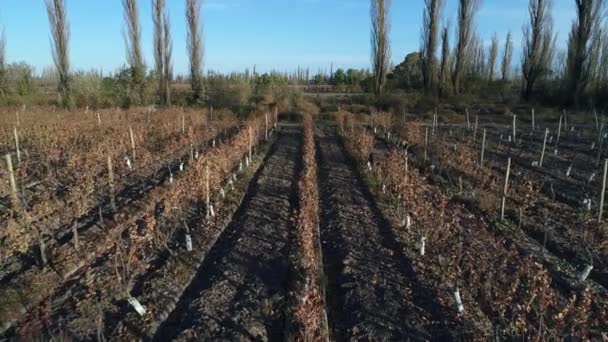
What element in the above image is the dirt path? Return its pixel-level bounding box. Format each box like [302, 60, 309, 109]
[153, 126, 302, 341]
[315, 123, 450, 341]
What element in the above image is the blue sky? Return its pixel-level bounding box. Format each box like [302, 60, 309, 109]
[1, 0, 576, 75]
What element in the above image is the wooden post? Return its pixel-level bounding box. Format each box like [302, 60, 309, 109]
[501, 158, 511, 220]
[265, 113, 268, 140]
[129, 127, 136, 161]
[594, 109, 600, 133]
[249, 126, 253, 161]
[206, 164, 210, 219]
[466, 108, 470, 130]
[13, 126, 21, 164]
[557, 115, 562, 145]
[107, 156, 116, 212]
[39, 236, 47, 267]
[480, 129, 487, 165]
[512, 114, 517, 142]
[600, 158, 608, 223]
[5, 154, 17, 202]
[473, 116, 478, 142]
[431, 111, 436, 137]
[564, 110, 568, 132]
[540, 128, 549, 167]
[532, 108, 535, 131]
[181, 114, 186, 135]
[424, 127, 429, 163]
[72, 221, 79, 251]
[97, 112, 101, 125]
[597, 125, 605, 166]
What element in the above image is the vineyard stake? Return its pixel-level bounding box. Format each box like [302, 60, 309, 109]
[512, 114, 517, 143]
[473, 115, 478, 142]
[557, 115, 562, 145]
[97, 112, 101, 125]
[480, 129, 486, 165]
[249, 126, 253, 161]
[5, 154, 17, 203]
[265, 113, 268, 140]
[424, 127, 429, 163]
[599, 158, 608, 223]
[597, 125, 605, 166]
[501, 158, 511, 220]
[564, 110, 568, 133]
[72, 221, 79, 251]
[540, 128, 549, 167]
[107, 156, 116, 212]
[182, 114, 186, 135]
[39, 236, 47, 267]
[206, 164, 210, 219]
[466, 108, 470, 130]
[431, 110, 436, 137]
[532, 108, 535, 131]
[13, 126, 21, 164]
[594, 109, 600, 132]
[129, 127, 136, 161]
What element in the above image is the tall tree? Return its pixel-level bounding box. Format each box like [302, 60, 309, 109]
[153, 0, 171, 106]
[163, 10, 172, 106]
[597, 31, 608, 100]
[421, 0, 443, 95]
[371, 0, 391, 96]
[123, 0, 145, 104]
[452, 0, 480, 94]
[521, 0, 555, 100]
[0, 28, 5, 70]
[153, 0, 164, 105]
[438, 24, 450, 97]
[501, 31, 513, 81]
[487, 33, 499, 82]
[186, 0, 204, 103]
[45, 0, 71, 107]
[470, 34, 486, 78]
[0, 28, 6, 96]
[565, 0, 605, 107]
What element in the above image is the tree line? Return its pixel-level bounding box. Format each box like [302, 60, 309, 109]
[0, 0, 204, 108]
[370, 0, 608, 109]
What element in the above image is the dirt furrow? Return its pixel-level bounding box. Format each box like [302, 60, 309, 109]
[315, 123, 451, 341]
[153, 126, 302, 341]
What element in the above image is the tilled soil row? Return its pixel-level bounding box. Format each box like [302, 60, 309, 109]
[370, 130, 607, 337]
[2, 120, 271, 340]
[0, 126, 238, 287]
[389, 124, 608, 289]
[314, 123, 454, 341]
[153, 126, 302, 341]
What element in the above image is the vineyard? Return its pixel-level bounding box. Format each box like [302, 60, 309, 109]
[0, 107, 606, 340]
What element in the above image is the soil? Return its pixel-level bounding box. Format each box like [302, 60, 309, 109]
[153, 126, 302, 341]
[314, 122, 454, 341]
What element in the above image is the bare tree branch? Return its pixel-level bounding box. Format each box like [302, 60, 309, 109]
[438, 24, 450, 97]
[123, 0, 145, 104]
[565, 0, 605, 107]
[371, 0, 391, 97]
[487, 33, 499, 82]
[186, 0, 204, 103]
[501, 31, 513, 81]
[452, 0, 480, 94]
[421, 0, 443, 95]
[521, 0, 555, 100]
[45, 0, 71, 108]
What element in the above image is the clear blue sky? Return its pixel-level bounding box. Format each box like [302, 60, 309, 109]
[1, 0, 575, 75]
